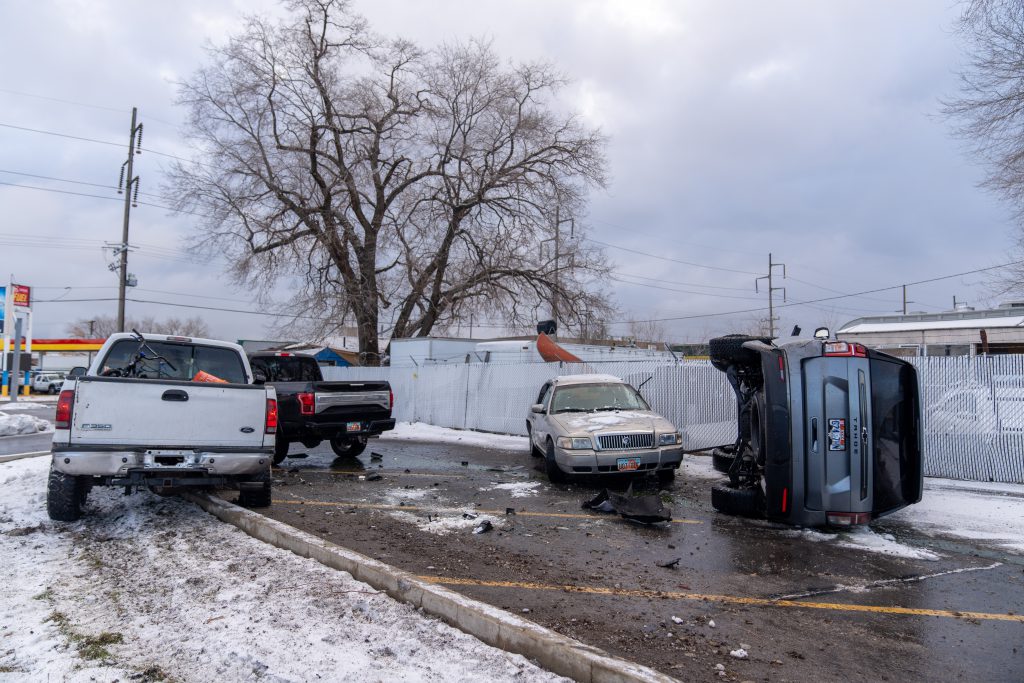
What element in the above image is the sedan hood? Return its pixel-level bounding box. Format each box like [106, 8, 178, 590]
[552, 410, 675, 435]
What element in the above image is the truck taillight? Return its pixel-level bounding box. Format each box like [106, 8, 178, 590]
[265, 398, 278, 434]
[389, 388, 394, 410]
[56, 390, 74, 429]
[297, 392, 315, 415]
[824, 342, 867, 358]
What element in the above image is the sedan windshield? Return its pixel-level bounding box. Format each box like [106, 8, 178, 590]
[551, 383, 648, 413]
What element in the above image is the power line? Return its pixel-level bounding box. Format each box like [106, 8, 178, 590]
[0, 88, 179, 126]
[609, 275, 762, 301]
[585, 237, 760, 275]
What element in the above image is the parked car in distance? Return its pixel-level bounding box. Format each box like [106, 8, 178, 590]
[47, 331, 278, 521]
[525, 374, 683, 484]
[247, 352, 395, 463]
[708, 333, 922, 527]
[33, 372, 66, 394]
[928, 381, 1024, 434]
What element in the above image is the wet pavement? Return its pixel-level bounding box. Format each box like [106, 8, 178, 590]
[257, 437, 1024, 682]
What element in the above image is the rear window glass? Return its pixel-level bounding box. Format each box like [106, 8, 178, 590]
[870, 358, 921, 510]
[100, 340, 247, 384]
[249, 356, 321, 382]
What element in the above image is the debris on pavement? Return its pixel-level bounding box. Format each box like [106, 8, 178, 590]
[581, 487, 672, 525]
[730, 648, 748, 660]
[462, 512, 478, 520]
[364, 473, 383, 482]
[370, 452, 383, 461]
[671, 616, 684, 625]
[657, 558, 681, 569]
[473, 520, 494, 534]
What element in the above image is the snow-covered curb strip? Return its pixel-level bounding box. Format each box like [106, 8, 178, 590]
[381, 422, 528, 451]
[186, 491, 679, 683]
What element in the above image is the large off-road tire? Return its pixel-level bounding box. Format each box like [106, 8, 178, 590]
[273, 438, 289, 465]
[709, 334, 772, 370]
[712, 446, 737, 474]
[47, 467, 85, 521]
[238, 468, 272, 508]
[544, 439, 567, 484]
[711, 482, 764, 518]
[330, 437, 367, 458]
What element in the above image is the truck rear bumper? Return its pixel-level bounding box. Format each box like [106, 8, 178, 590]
[51, 448, 271, 477]
[282, 418, 396, 441]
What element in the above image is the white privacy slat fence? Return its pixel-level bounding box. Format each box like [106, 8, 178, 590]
[324, 356, 1024, 483]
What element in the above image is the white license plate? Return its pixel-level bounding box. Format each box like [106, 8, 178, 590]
[346, 421, 362, 432]
[616, 457, 641, 472]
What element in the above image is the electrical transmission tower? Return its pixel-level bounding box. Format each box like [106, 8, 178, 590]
[755, 253, 786, 338]
[116, 107, 143, 332]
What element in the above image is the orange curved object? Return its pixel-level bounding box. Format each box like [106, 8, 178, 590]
[192, 370, 228, 383]
[536, 332, 582, 363]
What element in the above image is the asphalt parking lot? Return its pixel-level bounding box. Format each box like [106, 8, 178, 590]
[258, 436, 1023, 682]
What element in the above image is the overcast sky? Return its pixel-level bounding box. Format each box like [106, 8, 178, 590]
[0, 0, 1013, 342]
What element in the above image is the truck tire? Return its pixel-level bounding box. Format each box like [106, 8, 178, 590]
[712, 446, 737, 473]
[545, 439, 567, 484]
[709, 334, 771, 370]
[238, 468, 272, 508]
[48, 384, 58, 395]
[47, 467, 84, 522]
[711, 482, 763, 518]
[330, 438, 367, 458]
[273, 439, 289, 465]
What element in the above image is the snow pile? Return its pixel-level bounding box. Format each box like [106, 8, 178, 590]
[0, 457, 567, 682]
[481, 481, 542, 498]
[389, 510, 504, 536]
[382, 422, 528, 451]
[0, 411, 52, 436]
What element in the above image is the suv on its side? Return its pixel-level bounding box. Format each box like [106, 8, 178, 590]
[708, 334, 922, 527]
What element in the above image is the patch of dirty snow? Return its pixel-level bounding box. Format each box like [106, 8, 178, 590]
[0, 412, 52, 437]
[0, 457, 566, 682]
[480, 481, 542, 498]
[682, 453, 723, 480]
[381, 486, 436, 506]
[382, 422, 527, 451]
[556, 411, 653, 431]
[779, 526, 940, 560]
[0, 401, 54, 411]
[389, 510, 504, 536]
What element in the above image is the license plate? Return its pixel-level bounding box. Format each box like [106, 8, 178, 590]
[828, 418, 846, 451]
[616, 457, 641, 472]
[347, 421, 362, 433]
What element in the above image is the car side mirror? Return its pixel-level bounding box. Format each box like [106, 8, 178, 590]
[530, 404, 545, 414]
[253, 371, 266, 385]
[813, 327, 830, 340]
[68, 367, 87, 379]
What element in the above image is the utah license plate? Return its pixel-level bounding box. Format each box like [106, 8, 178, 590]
[346, 421, 362, 432]
[616, 457, 641, 472]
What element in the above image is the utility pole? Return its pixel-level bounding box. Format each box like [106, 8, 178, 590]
[755, 253, 786, 338]
[902, 285, 907, 316]
[542, 204, 574, 339]
[116, 107, 143, 333]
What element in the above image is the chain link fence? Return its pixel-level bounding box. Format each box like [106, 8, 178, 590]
[324, 355, 1024, 483]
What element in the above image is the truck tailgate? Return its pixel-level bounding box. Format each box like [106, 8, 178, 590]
[313, 381, 391, 412]
[71, 377, 269, 448]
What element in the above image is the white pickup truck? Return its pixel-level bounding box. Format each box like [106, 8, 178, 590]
[47, 331, 278, 521]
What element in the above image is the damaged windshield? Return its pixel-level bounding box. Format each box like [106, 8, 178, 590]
[551, 383, 648, 414]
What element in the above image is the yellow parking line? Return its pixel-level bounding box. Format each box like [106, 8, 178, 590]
[415, 576, 1024, 623]
[271, 498, 702, 525]
[277, 469, 466, 479]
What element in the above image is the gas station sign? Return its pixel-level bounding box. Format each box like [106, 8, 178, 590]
[12, 284, 30, 308]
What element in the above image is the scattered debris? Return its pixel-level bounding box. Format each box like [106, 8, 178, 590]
[671, 616, 684, 625]
[505, 507, 516, 515]
[461, 461, 469, 466]
[365, 473, 383, 482]
[658, 558, 681, 569]
[582, 486, 672, 524]
[730, 648, 748, 660]
[708, 619, 716, 628]
[715, 664, 725, 671]
[462, 512, 478, 520]
[521, 607, 531, 613]
[404, 468, 411, 473]
[473, 520, 493, 534]
[370, 452, 383, 461]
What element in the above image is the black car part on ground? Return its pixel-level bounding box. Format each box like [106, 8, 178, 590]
[582, 487, 672, 525]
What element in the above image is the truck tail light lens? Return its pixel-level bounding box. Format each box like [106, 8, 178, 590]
[824, 342, 867, 358]
[826, 511, 871, 526]
[297, 392, 315, 415]
[389, 389, 394, 410]
[265, 399, 278, 434]
[56, 390, 74, 429]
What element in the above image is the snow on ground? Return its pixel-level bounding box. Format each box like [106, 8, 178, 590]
[779, 527, 941, 561]
[0, 457, 568, 683]
[0, 411, 52, 436]
[381, 422, 527, 451]
[683, 453, 724, 480]
[480, 482, 542, 498]
[0, 400, 55, 410]
[389, 510, 505, 536]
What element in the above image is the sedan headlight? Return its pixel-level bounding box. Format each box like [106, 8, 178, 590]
[556, 436, 593, 450]
[659, 432, 682, 446]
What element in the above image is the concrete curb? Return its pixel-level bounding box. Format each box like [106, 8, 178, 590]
[185, 492, 679, 683]
[0, 451, 50, 464]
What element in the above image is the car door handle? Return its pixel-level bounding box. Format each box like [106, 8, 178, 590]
[161, 389, 189, 402]
[811, 418, 818, 452]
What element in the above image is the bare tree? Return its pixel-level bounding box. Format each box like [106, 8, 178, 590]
[945, 0, 1024, 294]
[67, 315, 210, 338]
[625, 317, 668, 345]
[169, 0, 612, 364]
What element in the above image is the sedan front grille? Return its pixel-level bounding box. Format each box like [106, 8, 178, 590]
[597, 432, 655, 450]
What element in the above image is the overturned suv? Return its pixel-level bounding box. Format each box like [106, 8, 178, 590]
[708, 334, 923, 527]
